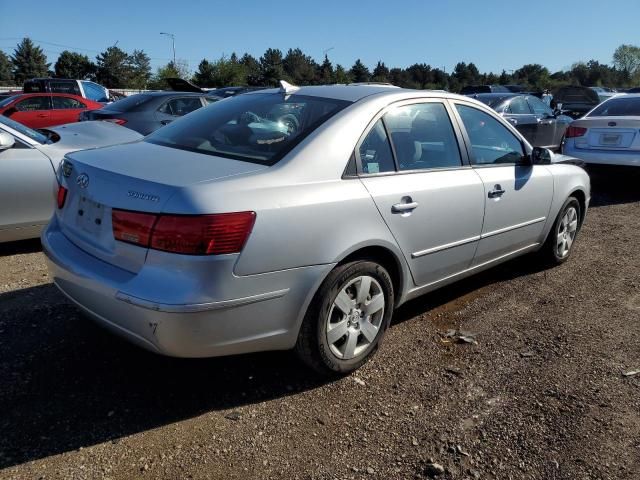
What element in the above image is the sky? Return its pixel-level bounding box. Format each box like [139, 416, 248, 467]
[1, 0, 639, 75]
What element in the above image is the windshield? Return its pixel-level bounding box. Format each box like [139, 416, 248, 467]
[0, 115, 49, 144]
[146, 93, 351, 165]
[588, 97, 640, 117]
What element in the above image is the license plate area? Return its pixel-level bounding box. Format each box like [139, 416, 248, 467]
[76, 196, 105, 235]
[600, 133, 621, 146]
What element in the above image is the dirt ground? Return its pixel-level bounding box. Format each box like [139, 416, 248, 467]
[0, 167, 639, 480]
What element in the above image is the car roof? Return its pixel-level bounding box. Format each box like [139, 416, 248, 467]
[142, 91, 215, 97]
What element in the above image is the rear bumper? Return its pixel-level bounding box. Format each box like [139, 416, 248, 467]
[563, 141, 640, 167]
[42, 218, 333, 357]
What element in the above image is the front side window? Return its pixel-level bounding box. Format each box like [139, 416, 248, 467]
[358, 119, 395, 174]
[52, 96, 86, 109]
[146, 93, 351, 165]
[456, 104, 524, 165]
[527, 96, 553, 116]
[15, 96, 51, 111]
[158, 97, 204, 116]
[384, 103, 462, 171]
[505, 97, 531, 115]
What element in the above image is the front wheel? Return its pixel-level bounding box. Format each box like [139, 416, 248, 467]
[295, 260, 394, 375]
[540, 196, 581, 265]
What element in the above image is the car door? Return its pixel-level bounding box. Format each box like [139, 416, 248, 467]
[50, 96, 87, 126]
[526, 95, 559, 148]
[358, 101, 485, 287]
[0, 132, 56, 239]
[154, 96, 204, 127]
[452, 102, 553, 266]
[503, 96, 539, 145]
[8, 96, 52, 128]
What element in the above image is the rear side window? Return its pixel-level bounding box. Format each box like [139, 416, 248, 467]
[385, 103, 462, 171]
[588, 97, 640, 117]
[456, 104, 524, 165]
[146, 93, 351, 165]
[158, 97, 203, 116]
[506, 97, 531, 114]
[49, 80, 81, 96]
[52, 96, 86, 109]
[358, 119, 395, 174]
[15, 97, 51, 111]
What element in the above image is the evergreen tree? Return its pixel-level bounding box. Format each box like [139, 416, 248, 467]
[54, 50, 95, 80]
[406, 63, 432, 89]
[335, 64, 350, 84]
[11, 38, 50, 83]
[95, 46, 133, 88]
[193, 59, 216, 87]
[283, 48, 317, 85]
[317, 55, 334, 84]
[259, 48, 285, 86]
[371, 61, 390, 83]
[239, 53, 261, 86]
[129, 50, 152, 89]
[349, 59, 370, 83]
[0, 51, 14, 86]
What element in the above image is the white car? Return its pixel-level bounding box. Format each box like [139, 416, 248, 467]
[0, 117, 142, 242]
[562, 94, 640, 167]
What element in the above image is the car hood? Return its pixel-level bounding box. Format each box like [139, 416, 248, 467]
[550, 152, 584, 166]
[553, 86, 600, 105]
[42, 121, 143, 150]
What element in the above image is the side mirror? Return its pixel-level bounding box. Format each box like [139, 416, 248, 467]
[531, 146, 552, 165]
[0, 131, 15, 150]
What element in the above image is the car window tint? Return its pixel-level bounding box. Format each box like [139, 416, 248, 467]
[527, 96, 553, 116]
[384, 103, 461, 171]
[49, 80, 81, 96]
[15, 97, 51, 111]
[158, 97, 203, 116]
[456, 104, 524, 165]
[52, 96, 85, 109]
[588, 96, 640, 117]
[358, 119, 395, 174]
[506, 97, 531, 114]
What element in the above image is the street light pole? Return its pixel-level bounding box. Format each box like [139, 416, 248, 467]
[160, 32, 176, 65]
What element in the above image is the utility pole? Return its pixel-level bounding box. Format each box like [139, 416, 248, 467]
[160, 32, 176, 65]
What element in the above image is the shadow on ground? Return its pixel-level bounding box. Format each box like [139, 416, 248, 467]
[587, 165, 640, 207]
[0, 238, 42, 258]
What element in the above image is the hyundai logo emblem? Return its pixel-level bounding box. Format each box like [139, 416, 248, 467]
[608, 121, 617, 127]
[76, 173, 90, 189]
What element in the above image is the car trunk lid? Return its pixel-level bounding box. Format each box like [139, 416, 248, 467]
[57, 141, 267, 272]
[571, 117, 640, 150]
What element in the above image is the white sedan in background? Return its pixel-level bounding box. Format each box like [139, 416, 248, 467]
[0, 117, 142, 242]
[562, 94, 640, 167]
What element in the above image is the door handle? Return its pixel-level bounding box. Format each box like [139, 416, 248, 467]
[392, 198, 419, 213]
[488, 184, 506, 198]
[37, 113, 48, 117]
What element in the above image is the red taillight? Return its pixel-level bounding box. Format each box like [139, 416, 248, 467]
[565, 126, 587, 138]
[102, 118, 127, 125]
[57, 185, 68, 209]
[112, 210, 157, 247]
[111, 210, 256, 255]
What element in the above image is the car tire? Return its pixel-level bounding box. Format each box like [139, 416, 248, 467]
[540, 196, 581, 265]
[295, 260, 394, 376]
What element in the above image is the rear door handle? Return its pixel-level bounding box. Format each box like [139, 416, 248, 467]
[392, 200, 419, 213]
[488, 184, 506, 198]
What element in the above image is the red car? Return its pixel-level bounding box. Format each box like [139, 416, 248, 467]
[0, 93, 103, 129]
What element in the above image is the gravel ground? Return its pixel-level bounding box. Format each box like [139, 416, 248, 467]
[0, 167, 639, 480]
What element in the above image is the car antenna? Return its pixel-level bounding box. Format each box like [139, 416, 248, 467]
[279, 80, 299, 96]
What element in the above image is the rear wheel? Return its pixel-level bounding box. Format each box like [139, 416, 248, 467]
[540, 196, 581, 265]
[295, 260, 394, 375]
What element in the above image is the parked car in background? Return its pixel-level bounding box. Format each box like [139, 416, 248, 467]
[23, 78, 113, 103]
[0, 116, 141, 242]
[589, 86, 618, 103]
[0, 90, 22, 101]
[552, 86, 600, 119]
[469, 93, 572, 150]
[562, 94, 640, 167]
[624, 87, 640, 93]
[209, 86, 269, 98]
[79, 91, 223, 135]
[460, 84, 510, 95]
[0, 93, 103, 129]
[44, 84, 589, 375]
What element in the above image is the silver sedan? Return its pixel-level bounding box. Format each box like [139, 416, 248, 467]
[0, 117, 142, 242]
[43, 84, 590, 375]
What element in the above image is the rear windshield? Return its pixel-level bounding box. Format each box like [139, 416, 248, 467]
[146, 93, 351, 165]
[104, 93, 153, 112]
[588, 97, 640, 117]
[473, 95, 510, 108]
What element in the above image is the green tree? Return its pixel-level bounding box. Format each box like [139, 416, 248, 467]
[11, 38, 50, 83]
[148, 60, 190, 90]
[207, 55, 247, 87]
[259, 48, 285, 86]
[317, 55, 334, 84]
[95, 46, 133, 88]
[283, 48, 317, 85]
[239, 53, 261, 85]
[407, 63, 432, 89]
[513, 63, 550, 89]
[612, 44, 640, 78]
[54, 50, 95, 80]
[0, 51, 14, 86]
[349, 59, 370, 83]
[129, 50, 152, 89]
[371, 61, 390, 83]
[334, 64, 351, 84]
[193, 59, 216, 87]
